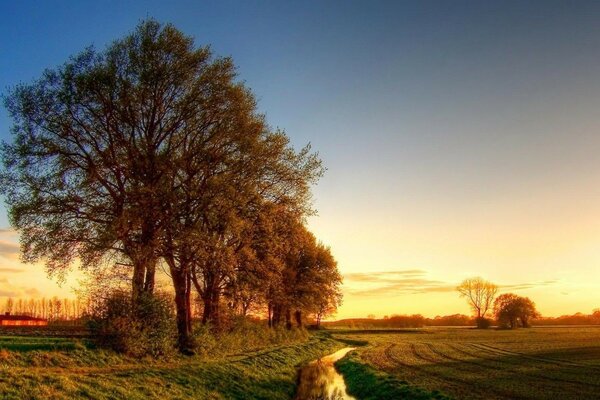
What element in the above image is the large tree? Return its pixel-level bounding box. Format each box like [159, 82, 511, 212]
[1, 20, 325, 351]
[0, 21, 203, 300]
[457, 277, 498, 328]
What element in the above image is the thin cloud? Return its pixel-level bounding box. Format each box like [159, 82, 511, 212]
[23, 288, 41, 297]
[348, 279, 457, 296]
[500, 280, 558, 291]
[0, 268, 25, 273]
[0, 277, 42, 299]
[0, 240, 20, 260]
[345, 270, 559, 298]
[345, 269, 427, 283]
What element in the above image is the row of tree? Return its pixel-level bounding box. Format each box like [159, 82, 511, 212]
[2, 297, 85, 321]
[0, 20, 342, 352]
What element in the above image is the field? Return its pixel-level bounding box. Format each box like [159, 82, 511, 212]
[0, 326, 598, 399]
[332, 326, 600, 400]
[0, 332, 344, 399]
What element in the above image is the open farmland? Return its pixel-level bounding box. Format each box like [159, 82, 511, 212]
[333, 326, 600, 400]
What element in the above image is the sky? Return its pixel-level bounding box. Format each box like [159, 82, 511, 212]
[1, 1, 600, 318]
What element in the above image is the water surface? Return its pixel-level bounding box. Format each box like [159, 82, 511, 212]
[295, 347, 356, 400]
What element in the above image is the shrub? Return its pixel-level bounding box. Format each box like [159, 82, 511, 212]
[191, 318, 309, 357]
[88, 291, 176, 358]
[475, 317, 491, 329]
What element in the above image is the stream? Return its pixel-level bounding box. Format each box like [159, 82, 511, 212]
[295, 347, 356, 400]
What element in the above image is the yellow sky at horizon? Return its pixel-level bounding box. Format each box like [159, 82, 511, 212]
[0, 218, 598, 320]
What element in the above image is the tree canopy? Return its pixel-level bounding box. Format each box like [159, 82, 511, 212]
[493, 293, 539, 329]
[457, 277, 498, 328]
[1, 20, 341, 353]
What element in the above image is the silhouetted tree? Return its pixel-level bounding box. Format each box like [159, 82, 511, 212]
[493, 293, 539, 329]
[457, 277, 498, 328]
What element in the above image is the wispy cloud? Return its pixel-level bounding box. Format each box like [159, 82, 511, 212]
[23, 288, 41, 297]
[500, 280, 558, 291]
[0, 289, 20, 297]
[345, 270, 455, 296]
[0, 277, 43, 299]
[345, 270, 559, 298]
[0, 240, 19, 260]
[345, 269, 427, 283]
[0, 268, 25, 273]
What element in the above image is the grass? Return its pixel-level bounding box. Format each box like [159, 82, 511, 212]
[0, 336, 85, 352]
[1, 326, 597, 399]
[336, 352, 451, 400]
[0, 331, 343, 399]
[331, 326, 600, 400]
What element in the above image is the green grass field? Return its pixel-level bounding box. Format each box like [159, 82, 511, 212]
[0, 333, 344, 399]
[0, 327, 598, 399]
[332, 326, 600, 400]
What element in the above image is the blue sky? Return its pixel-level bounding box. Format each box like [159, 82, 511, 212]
[1, 1, 600, 317]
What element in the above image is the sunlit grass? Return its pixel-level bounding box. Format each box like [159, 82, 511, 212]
[0, 331, 342, 399]
[333, 326, 600, 400]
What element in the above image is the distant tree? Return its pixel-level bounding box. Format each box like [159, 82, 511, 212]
[4, 298, 13, 314]
[457, 277, 498, 328]
[493, 293, 540, 329]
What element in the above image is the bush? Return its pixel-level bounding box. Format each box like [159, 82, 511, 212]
[191, 317, 308, 357]
[475, 317, 491, 329]
[88, 291, 176, 358]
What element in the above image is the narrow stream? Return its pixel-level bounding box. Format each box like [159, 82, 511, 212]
[295, 347, 356, 400]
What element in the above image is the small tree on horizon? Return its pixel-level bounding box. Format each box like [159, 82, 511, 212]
[494, 293, 540, 329]
[457, 277, 498, 328]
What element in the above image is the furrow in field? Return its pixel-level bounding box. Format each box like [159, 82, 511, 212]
[405, 343, 531, 400]
[471, 343, 600, 371]
[381, 343, 493, 400]
[440, 343, 600, 389]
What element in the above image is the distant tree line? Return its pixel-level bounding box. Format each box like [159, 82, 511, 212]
[1, 297, 85, 321]
[324, 314, 473, 328]
[535, 310, 600, 326]
[324, 310, 600, 329]
[0, 20, 342, 353]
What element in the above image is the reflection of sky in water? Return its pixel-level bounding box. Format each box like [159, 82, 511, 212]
[295, 348, 356, 400]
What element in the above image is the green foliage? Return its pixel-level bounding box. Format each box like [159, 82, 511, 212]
[88, 291, 175, 358]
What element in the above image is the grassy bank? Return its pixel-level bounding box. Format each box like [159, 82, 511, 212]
[0, 332, 342, 399]
[336, 352, 451, 400]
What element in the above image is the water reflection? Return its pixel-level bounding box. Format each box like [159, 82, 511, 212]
[295, 347, 356, 400]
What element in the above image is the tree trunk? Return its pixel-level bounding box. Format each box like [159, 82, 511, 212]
[132, 263, 146, 302]
[186, 271, 193, 327]
[272, 304, 282, 327]
[268, 303, 273, 328]
[170, 263, 193, 354]
[144, 262, 156, 294]
[201, 289, 220, 327]
[294, 310, 302, 328]
[285, 308, 292, 330]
